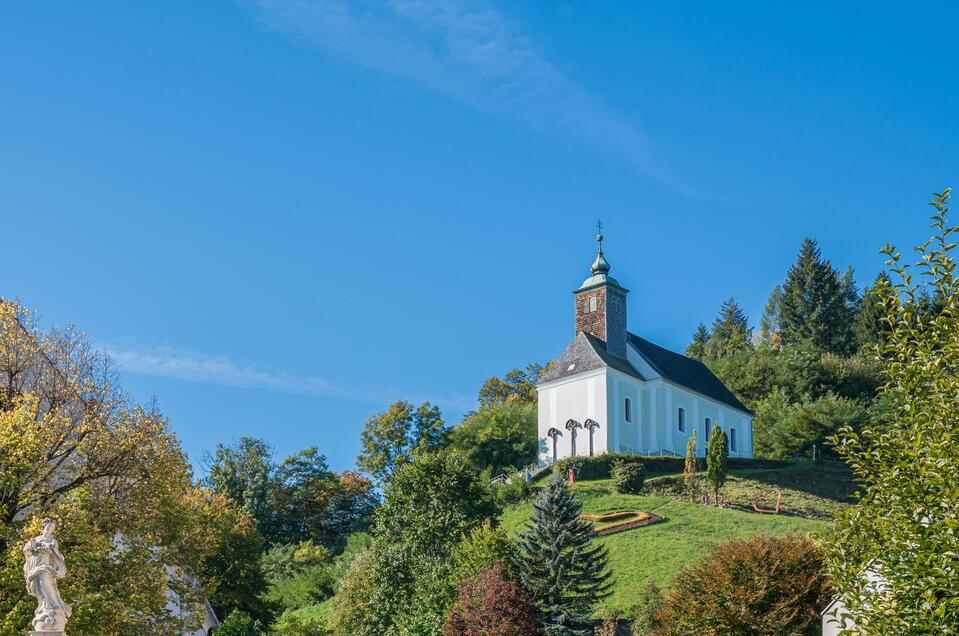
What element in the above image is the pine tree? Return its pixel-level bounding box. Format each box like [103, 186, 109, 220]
[854, 273, 888, 350]
[778, 237, 856, 355]
[516, 476, 612, 635]
[759, 285, 783, 346]
[705, 297, 752, 359]
[685, 323, 710, 361]
[684, 430, 698, 495]
[705, 425, 728, 503]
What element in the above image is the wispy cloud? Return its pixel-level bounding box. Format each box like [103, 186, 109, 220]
[104, 342, 473, 411]
[239, 0, 651, 170]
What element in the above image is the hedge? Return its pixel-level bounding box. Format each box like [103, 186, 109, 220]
[552, 454, 788, 481]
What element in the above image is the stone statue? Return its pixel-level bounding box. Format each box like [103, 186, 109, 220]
[23, 518, 71, 634]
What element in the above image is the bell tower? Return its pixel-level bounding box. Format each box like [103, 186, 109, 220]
[573, 224, 628, 358]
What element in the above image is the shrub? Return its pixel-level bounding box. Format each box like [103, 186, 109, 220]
[451, 520, 516, 584]
[594, 619, 618, 636]
[216, 610, 267, 636]
[628, 580, 664, 634]
[653, 534, 831, 636]
[611, 461, 646, 494]
[492, 475, 533, 505]
[444, 563, 543, 636]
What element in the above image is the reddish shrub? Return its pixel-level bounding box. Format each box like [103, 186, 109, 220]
[653, 534, 832, 636]
[444, 562, 543, 636]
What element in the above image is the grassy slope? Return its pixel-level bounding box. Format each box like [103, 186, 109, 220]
[501, 462, 852, 617]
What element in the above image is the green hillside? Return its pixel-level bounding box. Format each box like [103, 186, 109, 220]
[500, 461, 853, 617]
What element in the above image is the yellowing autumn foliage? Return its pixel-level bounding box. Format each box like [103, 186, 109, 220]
[0, 300, 251, 635]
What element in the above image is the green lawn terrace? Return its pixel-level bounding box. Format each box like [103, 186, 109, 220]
[500, 461, 855, 617]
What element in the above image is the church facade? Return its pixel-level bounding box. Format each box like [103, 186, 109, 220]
[537, 234, 754, 465]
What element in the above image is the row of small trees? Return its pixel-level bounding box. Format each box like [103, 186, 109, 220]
[682, 426, 729, 502]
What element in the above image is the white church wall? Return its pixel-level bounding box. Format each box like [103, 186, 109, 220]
[662, 382, 754, 458]
[606, 370, 642, 454]
[667, 388, 696, 456]
[538, 370, 754, 463]
[537, 369, 608, 465]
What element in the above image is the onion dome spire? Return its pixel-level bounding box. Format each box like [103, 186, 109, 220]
[591, 224, 610, 275]
[575, 220, 624, 291]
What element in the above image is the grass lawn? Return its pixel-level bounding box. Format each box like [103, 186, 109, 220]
[500, 462, 847, 617]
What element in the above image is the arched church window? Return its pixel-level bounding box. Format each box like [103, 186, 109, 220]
[678, 407, 686, 432]
[624, 397, 632, 423]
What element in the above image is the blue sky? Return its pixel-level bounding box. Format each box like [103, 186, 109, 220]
[2, 1, 957, 473]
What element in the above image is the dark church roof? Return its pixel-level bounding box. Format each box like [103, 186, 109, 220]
[538, 331, 751, 415]
[626, 333, 751, 413]
[538, 332, 645, 385]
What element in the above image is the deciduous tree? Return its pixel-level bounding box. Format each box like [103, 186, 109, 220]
[653, 534, 831, 635]
[357, 400, 447, 481]
[0, 300, 238, 635]
[477, 364, 543, 409]
[333, 450, 497, 635]
[444, 563, 543, 636]
[829, 189, 959, 633]
[450, 401, 538, 476]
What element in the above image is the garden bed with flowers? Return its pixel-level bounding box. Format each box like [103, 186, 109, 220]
[579, 511, 665, 535]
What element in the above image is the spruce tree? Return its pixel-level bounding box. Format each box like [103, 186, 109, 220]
[759, 285, 783, 346]
[778, 237, 856, 354]
[705, 425, 728, 503]
[854, 273, 888, 350]
[684, 323, 710, 360]
[517, 475, 612, 635]
[705, 297, 752, 359]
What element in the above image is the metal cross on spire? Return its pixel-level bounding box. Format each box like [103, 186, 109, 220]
[596, 219, 604, 242]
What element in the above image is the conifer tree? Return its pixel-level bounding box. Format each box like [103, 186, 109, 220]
[759, 285, 783, 346]
[516, 476, 612, 635]
[705, 425, 728, 503]
[684, 431, 698, 495]
[778, 237, 856, 354]
[854, 273, 888, 350]
[705, 297, 752, 359]
[685, 323, 710, 360]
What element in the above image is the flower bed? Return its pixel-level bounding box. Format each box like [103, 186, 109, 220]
[579, 511, 665, 535]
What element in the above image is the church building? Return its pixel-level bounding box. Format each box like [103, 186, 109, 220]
[537, 232, 754, 464]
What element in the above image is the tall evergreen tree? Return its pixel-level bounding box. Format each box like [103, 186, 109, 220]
[517, 476, 612, 635]
[841, 266, 860, 310]
[705, 425, 728, 502]
[778, 237, 856, 354]
[759, 284, 783, 346]
[854, 273, 889, 350]
[705, 297, 752, 359]
[685, 323, 710, 360]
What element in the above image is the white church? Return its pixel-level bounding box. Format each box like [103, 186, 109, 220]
[537, 233, 754, 464]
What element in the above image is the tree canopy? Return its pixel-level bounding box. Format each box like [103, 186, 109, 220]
[829, 189, 959, 633]
[356, 400, 447, 481]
